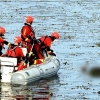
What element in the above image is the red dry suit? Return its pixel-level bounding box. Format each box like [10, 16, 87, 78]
[21, 23, 35, 53]
[6, 45, 26, 70]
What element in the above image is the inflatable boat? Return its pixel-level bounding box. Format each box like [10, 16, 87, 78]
[0, 48, 60, 85]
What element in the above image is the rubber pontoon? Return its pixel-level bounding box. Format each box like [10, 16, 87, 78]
[0, 54, 60, 85]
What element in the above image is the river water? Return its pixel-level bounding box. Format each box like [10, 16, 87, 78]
[1, 0, 100, 100]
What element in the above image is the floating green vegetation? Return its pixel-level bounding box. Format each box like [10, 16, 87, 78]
[89, 67, 100, 77]
[96, 43, 100, 47]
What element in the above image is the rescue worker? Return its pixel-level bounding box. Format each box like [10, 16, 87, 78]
[0, 26, 10, 56]
[1, 36, 27, 71]
[30, 31, 60, 65]
[21, 16, 36, 53]
[39, 31, 60, 56]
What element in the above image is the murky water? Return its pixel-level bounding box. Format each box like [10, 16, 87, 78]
[1, 0, 100, 100]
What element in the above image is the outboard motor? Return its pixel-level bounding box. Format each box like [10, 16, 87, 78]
[0, 57, 17, 83]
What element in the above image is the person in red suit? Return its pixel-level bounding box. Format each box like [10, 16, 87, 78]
[21, 16, 36, 53]
[39, 31, 60, 56]
[0, 26, 10, 56]
[30, 31, 60, 65]
[2, 36, 26, 71]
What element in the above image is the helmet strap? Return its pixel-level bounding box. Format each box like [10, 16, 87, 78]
[0, 33, 3, 35]
[51, 36, 56, 41]
[30, 21, 33, 25]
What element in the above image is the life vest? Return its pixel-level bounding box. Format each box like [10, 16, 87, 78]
[21, 23, 35, 42]
[39, 36, 53, 51]
[6, 45, 18, 57]
[38, 36, 49, 50]
[39, 36, 48, 45]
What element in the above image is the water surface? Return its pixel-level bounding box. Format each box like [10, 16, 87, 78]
[1, 0, 100, 100]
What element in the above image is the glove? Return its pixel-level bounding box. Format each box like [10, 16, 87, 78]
[8, 42, 11, 46]
[52, 53, 56, 56]
[50, 49, 53, 52]
[29, 52, 33, 56]
[48, 49, 53, 53]
[46, 47, 53, 52]
[25, 38, 28, 41]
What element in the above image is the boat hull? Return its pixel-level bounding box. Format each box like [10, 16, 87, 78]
[1, 56, 60, 85]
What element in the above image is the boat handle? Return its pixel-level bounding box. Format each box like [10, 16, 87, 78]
[45, 67, 54, 71]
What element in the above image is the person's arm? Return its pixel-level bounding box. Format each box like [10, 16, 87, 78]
[3, 41, 10, 46]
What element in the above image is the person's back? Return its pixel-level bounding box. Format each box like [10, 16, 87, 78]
[39, 36, 52, 49]
[6, 45, 24, 62]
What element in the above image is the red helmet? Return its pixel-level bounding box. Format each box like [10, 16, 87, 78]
[14, 36, 22, 43]
[0, 27, 6, 35]
[25, 16, 34, 23]
[51, 31, 60, 39]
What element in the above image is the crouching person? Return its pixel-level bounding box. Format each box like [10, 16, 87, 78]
[1, 36, 27, 71]
[29, 31, 60, 65]
[39, 31, 60, 56]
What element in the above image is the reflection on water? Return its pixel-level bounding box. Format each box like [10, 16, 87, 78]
[0, 74, 59, 100]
